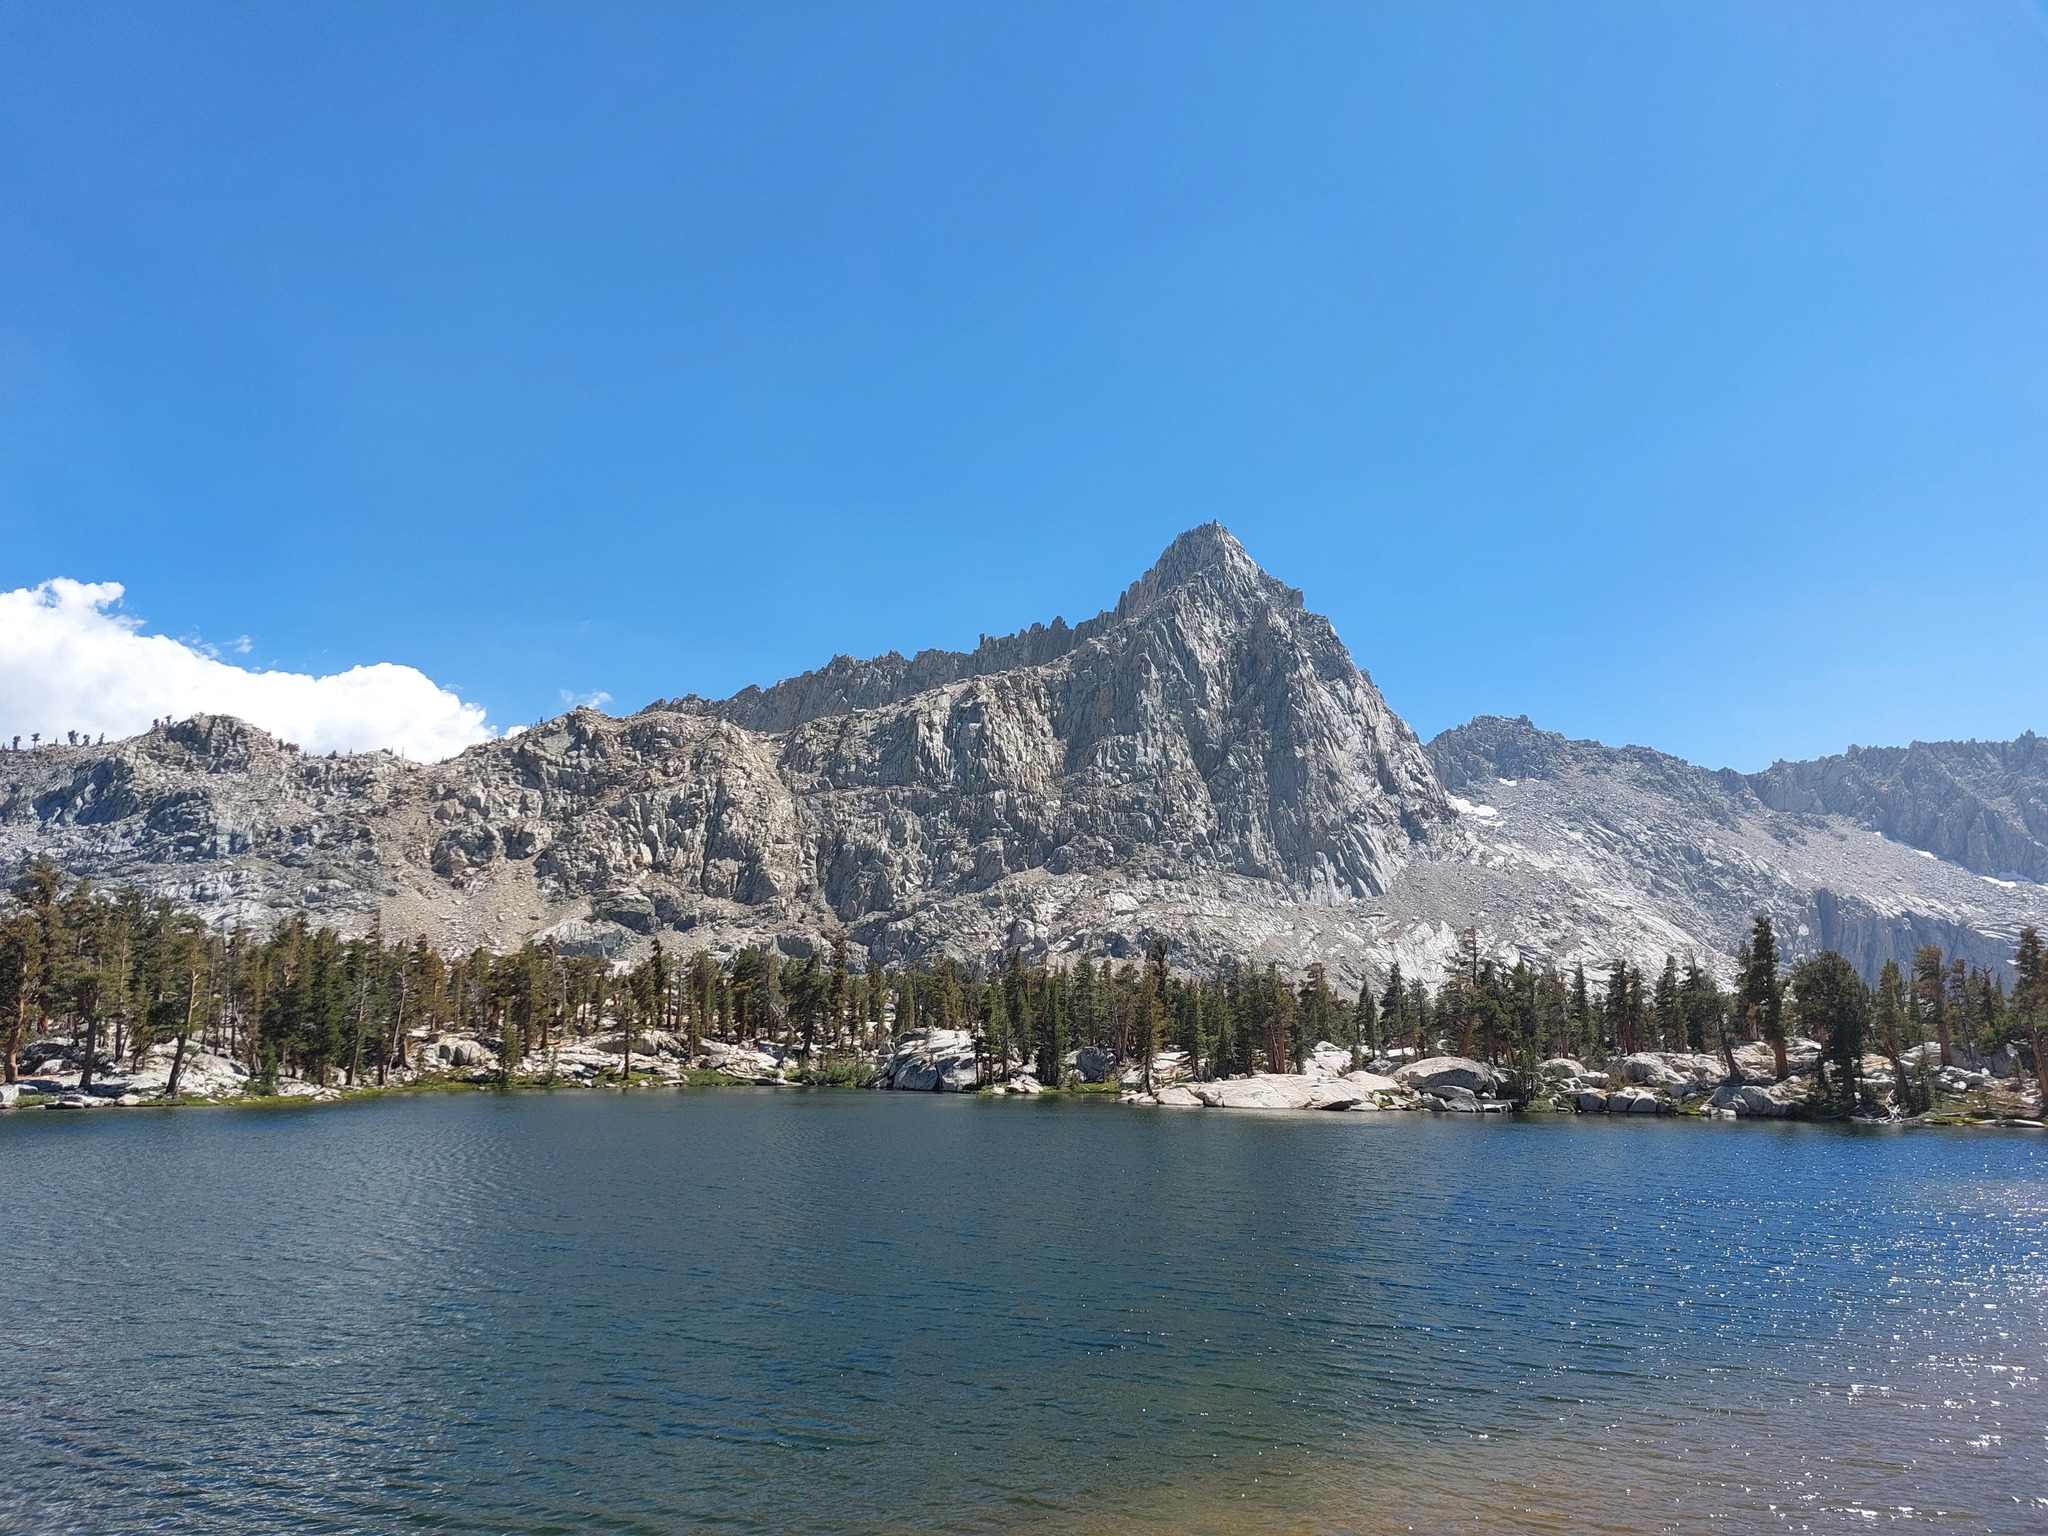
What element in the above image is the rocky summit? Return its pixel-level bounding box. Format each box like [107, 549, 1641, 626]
[4, 525, 2046, 985]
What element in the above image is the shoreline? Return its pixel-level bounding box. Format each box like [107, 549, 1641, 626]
[4, 1038, 2041, 1131]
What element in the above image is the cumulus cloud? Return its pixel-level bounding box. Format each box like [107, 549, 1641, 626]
[0, 579, 494, 762]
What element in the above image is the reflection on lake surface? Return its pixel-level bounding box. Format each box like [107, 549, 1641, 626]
[1, 1091, 2043, 1533]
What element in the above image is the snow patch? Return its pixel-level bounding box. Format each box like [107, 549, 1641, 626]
[1447, 795, 1499, 821]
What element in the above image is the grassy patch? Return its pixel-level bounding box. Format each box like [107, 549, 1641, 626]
[1035, 1078, 1123, 1097]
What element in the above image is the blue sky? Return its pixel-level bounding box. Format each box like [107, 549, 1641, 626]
[3, 2, 2045, 769]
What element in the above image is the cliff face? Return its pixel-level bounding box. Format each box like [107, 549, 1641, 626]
[3, 533, 2045, 986]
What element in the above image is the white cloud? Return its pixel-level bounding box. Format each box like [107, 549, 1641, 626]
[0, 579, 494, 762]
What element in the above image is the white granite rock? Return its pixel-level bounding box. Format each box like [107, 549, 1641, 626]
[875, 1029, 979, 1092]
[1395, 1056, 1499, 1096]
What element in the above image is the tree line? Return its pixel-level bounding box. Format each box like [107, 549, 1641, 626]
[4, 862, 2044, 1108]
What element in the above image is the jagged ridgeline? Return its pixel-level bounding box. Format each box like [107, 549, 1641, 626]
[3, 525, 2047, 986]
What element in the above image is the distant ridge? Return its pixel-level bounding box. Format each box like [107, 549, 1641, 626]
[1749, 734, 2048, 884]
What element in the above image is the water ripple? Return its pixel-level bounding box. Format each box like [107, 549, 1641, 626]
[1, 1097, 2043, 1532]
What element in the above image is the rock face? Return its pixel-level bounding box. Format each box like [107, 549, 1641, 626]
[4, 530, 2047, 986]
[874, 1029, 980, 1092]
[1395, 1057, 1500, 1096]
[1187, 1073, 1380, 1111]
[1748, 735, 2048, 884]
[1419, 715, 2048, 981]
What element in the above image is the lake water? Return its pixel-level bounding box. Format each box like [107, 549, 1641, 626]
[1, 1091, 2043, 1534]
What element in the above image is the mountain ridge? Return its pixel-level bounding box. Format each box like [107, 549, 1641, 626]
[3, 530, 2044, 986]
[649, 523, 1310, 734]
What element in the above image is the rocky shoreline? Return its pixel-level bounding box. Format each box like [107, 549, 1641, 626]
[2, 1025, 2039, 1128]
[1125, 1036, 2044, 1127]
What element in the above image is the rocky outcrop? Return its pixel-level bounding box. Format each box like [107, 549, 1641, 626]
[1184, 1073, 1383, 1111]
[1070, 1045, 1118, 1083]
[874, 1029, 980, 1092]
[1395, 1056, 1500, 1096]
[1126, 1042, 1418, 1112]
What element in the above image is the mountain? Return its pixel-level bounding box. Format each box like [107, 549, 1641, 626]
[3, 527, 2045, 986]
[1421, 715, 2044, 980]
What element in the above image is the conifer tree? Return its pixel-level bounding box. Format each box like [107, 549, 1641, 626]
[1569, 963, 1592, 1061]
[1677, 959, 1716, 1054]
[983, 981, 1011, 1083]
[1603, 959, 1631, 1055]
[1378, 962, 1405, 1059]
[830, 935, 850, 1049]
[894, 969, 916, 1040]
[1652, 956, 1680, 1051]
[1175, 986, 1203, 1078]
[1133, 982, 1159, 1092]
[1069, 956, 1095, 1047]
[1297, 962, 1336, 1057]
[1791, 951, 1869, 1111]
[0, 867, 54, 1083]
[1945, 959, 1970, 1061]
[1450, 928, 1481, 1056]
[1909, 945, 1948, 1067]
[1743, 916, 1786, 1077]
[1872, 959, 1918, 1112]
[1353, 981, 1378, 1068]
[1034, 970, 1066, 1087]
[2013, 927, 2047, 1108]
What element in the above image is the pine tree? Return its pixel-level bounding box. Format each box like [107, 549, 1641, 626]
[830, 935, 850, 1050]
[1744, 916, 1786, 1078]
[979, 977, 1009, 1083]
[1175, 986, 1203, 1078]
[1143, 940, 1171, 1090]
[1035, 969, 1066, 1087]
[1451, 928, 1481, 1056]
[1946, 959, 1970, 1063]
[1907, 945, 1947, 1068]
[1652, 955, 1680, 1051]
[1791, 951, 1869, 1111]
[1298, 962, 1336, 1057]
[1133, 982, 1159, 1092]
[1353, 981, 1378, 1068]
[1569, 963, 1592, 1061]
[2013, 927, 2047, 1110]
[1677, 959, 1717, 1054]
[1603, 959, 1631, 1055]
[1379, 962, 1405, 1060]
[894, 968, 916, 1040]
[1872, 959, 1918, 1112]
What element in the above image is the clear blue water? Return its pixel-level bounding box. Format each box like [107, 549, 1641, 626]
[1, 1091, 2043, 1533]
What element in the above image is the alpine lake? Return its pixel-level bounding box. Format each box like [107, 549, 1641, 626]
[2, 1089, 2043, 1534]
